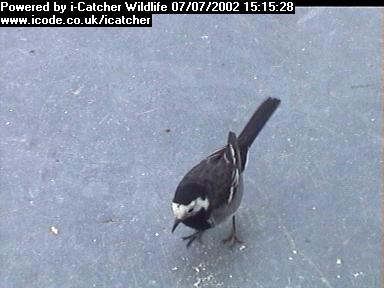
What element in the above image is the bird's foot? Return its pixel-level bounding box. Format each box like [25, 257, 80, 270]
[222, 232, 244, 248]
[182, 231, 203, 248]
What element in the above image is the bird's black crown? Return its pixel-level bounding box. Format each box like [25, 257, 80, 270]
[173, 183, 208, 205]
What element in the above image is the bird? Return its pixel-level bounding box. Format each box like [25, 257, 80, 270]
[171, 97, 281, 247]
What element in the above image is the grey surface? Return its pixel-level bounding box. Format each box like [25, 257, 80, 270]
[0, 9, 381, 288]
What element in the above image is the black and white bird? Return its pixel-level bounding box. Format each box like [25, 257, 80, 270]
[171, 97, 281, 247]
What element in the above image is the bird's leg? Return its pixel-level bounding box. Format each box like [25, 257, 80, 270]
[222, 216, 244, 247]
[182, 230, 204, 247]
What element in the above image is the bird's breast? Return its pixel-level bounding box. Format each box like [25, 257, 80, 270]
[182, 212, 212, 231]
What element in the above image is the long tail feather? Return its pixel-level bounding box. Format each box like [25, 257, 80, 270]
[238, 97, 281, 149]
[238, 97, 281, 170]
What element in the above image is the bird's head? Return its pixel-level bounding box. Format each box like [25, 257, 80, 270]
[171, 183, 210, 232]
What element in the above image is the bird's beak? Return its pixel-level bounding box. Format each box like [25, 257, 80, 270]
[172, 218, 181, 233]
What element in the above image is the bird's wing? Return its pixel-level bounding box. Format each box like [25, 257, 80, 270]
[180, 132, 242, 210]
[206, 132, 242, 209]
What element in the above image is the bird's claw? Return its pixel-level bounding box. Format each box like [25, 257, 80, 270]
[222, 233, 244, 248]
[182, 231, 203, 248]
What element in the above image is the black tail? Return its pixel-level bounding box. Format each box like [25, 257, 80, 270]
[238, 97, 281, 169]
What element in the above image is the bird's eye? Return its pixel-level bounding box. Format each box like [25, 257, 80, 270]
[187, 207, 193, 213]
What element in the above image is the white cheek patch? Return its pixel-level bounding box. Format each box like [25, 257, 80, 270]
[195, 197, 209, 211]
[172, 197, 209, 220]
[172, 202, 188, 220]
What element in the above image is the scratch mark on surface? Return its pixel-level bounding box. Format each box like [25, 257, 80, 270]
[367, 264, 376, 287]
[0, 198, 53, 218]
[18, 231, 44, 246]
[136, 108, 158, 116]
[311, 160, 327, 184]
[351, 83, 374, 89]
[319, 123, 337, 136]
[281, 225, 334, 288]
[101, 231, 106, 248]
[299, 251, 334, 288]
[158, 241, 170, 287]
[72, 85, 83, 95]
[281, 225, 297, 251]
[131, 269, 139, 288]
[98, 114, 110, 125]
[193, 278, 201, 287]
[88, 253, 103, 272]
[38, 98, 49, 121]
[286, 276, 291, 288]
[297, 8, 324, 25]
